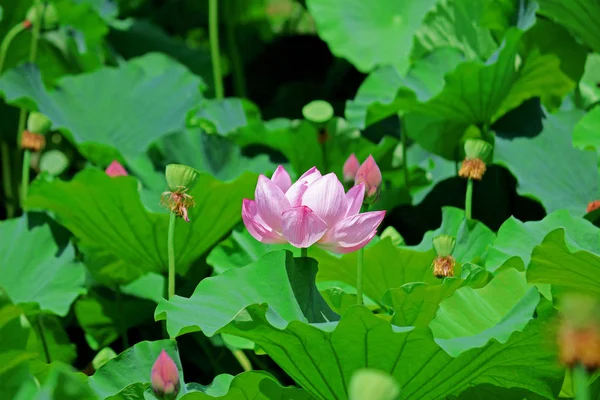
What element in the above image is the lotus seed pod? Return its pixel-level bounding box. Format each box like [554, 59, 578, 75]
[464, 139, 492, 161]
[302, 100, 334, 123]
[432, 234, 456, 257]
[26, 2, 59, 30]
[26, 112, 52, 135]
[165, 164, 200, 191]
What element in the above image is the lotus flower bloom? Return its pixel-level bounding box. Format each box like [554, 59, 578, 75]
[355, 155, 382, 204]
[105, 160, 128, 177]
[343, 153, 360, 182]
[151, 350, 180, 399]
[242, 166, 385, 253]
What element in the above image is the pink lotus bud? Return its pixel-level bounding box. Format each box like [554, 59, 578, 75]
[105, 160, 128, 177]
[354, 155, 382, 204]
[151, 350, 180, 399]
[241, 165, 385, 253]
[343, 153, 360, 182]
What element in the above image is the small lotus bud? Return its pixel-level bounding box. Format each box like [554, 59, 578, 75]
[105, 160, 128, 177]
[464, 139, 492, 161]
[355, 155, 382, 204]
[432, 234, 456, 257]
[343, 153, 360, 182]
[587, 200, 600, 213]
[151, 350, 180, 400]
[26, 3, 59, 31]
[27, 112, 52, 135]
[165, 164, 200, 191]
[21, 131, 46, 152]
[302, 100, 334, 124]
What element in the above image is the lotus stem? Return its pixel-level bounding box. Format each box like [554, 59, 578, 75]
[37, 314, 51, 363]
[301, 247, 308, 258]
[356, 247, 364, 305]
[401, 117, 409, 192]
[231, 348, 253, 372]
[465, 178, 473, 220]
[573, 363, 590, 400]
[209, 0, 224, 99]
[224, 0, 246, 98]
[167, 212, 176, 300]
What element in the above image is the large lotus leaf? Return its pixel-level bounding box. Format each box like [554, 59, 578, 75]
[88, 339, 184, 399]
[579, 53, 600, 108]
[405, 29, 574, 159]
[161, 128, 277, 181]
[25, 169, 255, 284]
[159, 303, 561, 400]
[411, 206, 496, 263]
[408, 144, 457, 205]
[494, 110, 597, 216]
[14, 363, 96, 400]
[485, 210, 600, 272]
[413, 0, 498, 61]
[535, 0, 600, 53]
[156, 251, 338, 338]
[345, 48, 464, 130]
[181, 371, 311, 399]
[430, 268, 540, 357]
[0, 53, 203, 162]
[305, 0, 437, 73]
[27, 315, 76, 364]
[188, 98, 249, 136]
[527, 229, 600, 297]
[0, 215, 85, 316]
[573, 106, 600, 155]
[381, 266, 489, 328]
[315, 238, 439, 304]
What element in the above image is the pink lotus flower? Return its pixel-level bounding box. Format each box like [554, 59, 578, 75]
[355, 155, 382, 204]
[242, 165, 385, 253]
[151, 350, 180, 399]
[105, 160, 128, 177]
[343, 153, 360, 182]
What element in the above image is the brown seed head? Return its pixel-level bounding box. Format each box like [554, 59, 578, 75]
[558, 324, 600, 371]
[432, 255, 455, 278]
[21, 130, 46, 152]
[161, 187, 195, 223]
[459, 158, 486, 180]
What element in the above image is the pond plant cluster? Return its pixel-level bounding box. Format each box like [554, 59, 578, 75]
[1, 0, 600, 399]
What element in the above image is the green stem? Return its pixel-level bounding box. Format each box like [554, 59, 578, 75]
[209, 0, 224, 99]
[231, 348, 253, 371]
[400, 118, 409, 192]
[37, 315, 51, 363]
[115, 286, 129, 350]
[19, 0, 44, 208]
[167, 212, 176, 300]
[0, 23, 27, 218]
[224, 0, 246, 98]
[357, 247, 364, 305]
[465, 178, 473, 220]
[301, 247, 308, 258]
[574, 363, 590, 400]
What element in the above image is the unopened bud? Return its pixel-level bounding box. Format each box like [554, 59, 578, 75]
[26, 3, 59, 30]
[21, 131, 46, 152]
[165, 164, 200, 192]
[355, 155, 382, 204]
[105, 160, 128, 177]
[151, 350, 180, 400]
[343, 153, 360, 182]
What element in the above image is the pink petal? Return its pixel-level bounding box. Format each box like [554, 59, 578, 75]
[318, 211, 386, 253]
[105, 160, 128, 177]
[242, 199, 286, 243]
[281, 206, 328, 248]
[300, 173, 347, 226]
[343, 153, 360, 181]
[284, 166, 322, 206]
[355, 155, 382, 199]
[346, 183, 365, 216]
[255, 175, 291, 231]
[271, 165, 292, 192]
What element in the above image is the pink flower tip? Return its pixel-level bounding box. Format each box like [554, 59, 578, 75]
[151, 350, 180, 399]
[105, 160, 128, 177]
[355, 155, 382, 204]
[343, 153, 360, 182]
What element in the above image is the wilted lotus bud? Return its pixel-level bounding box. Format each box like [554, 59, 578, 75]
[343, 153, 360, 183]
[21, 131, 46, 152]
[587, 200, 600, 213]
[105, 160, 128, 177]
[459, 139, 492, 181]
[431, 234, 456, 278]
[26, 2, 59, 30]
[557, 294, 600, 371]
[151, 350, 180, 400]
[162, 164, 200, 223]
[355, 155, 382, 204]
